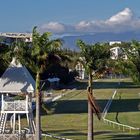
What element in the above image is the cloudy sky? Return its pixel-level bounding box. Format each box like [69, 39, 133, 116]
[0, 0, 140, 35]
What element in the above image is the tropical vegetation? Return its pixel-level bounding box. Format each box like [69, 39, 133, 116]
[0, 27, 64, 140]
[120, 40, 140, 83]
[1, 28, 140, 140]
[76, 40, 111, 140]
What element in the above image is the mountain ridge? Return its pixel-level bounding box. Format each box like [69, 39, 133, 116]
[61, 32, 140, 50]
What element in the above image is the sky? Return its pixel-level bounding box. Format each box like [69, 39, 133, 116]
[0, 0, 140, 35]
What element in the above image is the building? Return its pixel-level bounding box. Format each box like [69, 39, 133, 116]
[109, 41, 127, 60]
[0, 32, 32, 45]
[75, 61, 85, 80]
[0, 58, 35, 139]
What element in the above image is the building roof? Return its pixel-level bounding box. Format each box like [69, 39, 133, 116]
[0, 32, 32, 38]
[0, 58, 35, 94]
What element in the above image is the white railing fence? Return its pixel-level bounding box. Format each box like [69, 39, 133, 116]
[0, 134, 35, 140]
[102, 90, 140, 133]
[3, 101, 27, 111]
[102, 90, 117, 119]
[42, 133, 72, 140]
[103, 118, 140, 133]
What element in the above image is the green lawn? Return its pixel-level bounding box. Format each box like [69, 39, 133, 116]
[106, 88, 140, 128]
[22, 78, 140, 140]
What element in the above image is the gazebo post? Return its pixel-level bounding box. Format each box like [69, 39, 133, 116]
[26, 94, 28, 111]
[18, 114, 21, 135]
[26, 113, 30, 131]
[1, 94, 4, 111]
[13, 113, 16, 134]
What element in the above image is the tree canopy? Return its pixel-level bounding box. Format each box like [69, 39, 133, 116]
[77, 40, 111, 76]
[120, 40, 140, 83]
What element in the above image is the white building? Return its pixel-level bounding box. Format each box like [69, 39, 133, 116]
[75, 62, 85, 80]
[0, 32, 32, 45]
[109, 41, 127, 60]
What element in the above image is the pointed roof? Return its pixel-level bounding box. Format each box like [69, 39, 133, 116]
[0, 58, 35, 93]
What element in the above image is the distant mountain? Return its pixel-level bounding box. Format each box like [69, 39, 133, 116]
[61, 32, 140, 51]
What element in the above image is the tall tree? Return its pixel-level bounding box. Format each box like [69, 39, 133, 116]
[120, 40, 140, 83]
[60, 48, 80, 69]
[0, 42, 13, 75]
[77, 40, 110, 140]
[8, 27, 63, 140]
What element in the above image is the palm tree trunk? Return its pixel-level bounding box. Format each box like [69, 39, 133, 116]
[88, 69, 93, 140]
[36, 72, 41, 140]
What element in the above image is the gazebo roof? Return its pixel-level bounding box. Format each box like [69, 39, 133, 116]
[0, 59, 35, 93]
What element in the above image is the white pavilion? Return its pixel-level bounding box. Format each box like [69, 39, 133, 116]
[0, 58, 36, 140]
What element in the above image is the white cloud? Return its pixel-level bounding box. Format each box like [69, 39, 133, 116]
[39, 22, 65, 33]
[75, 21, 92, 29]
[39, 8, 140, 34]
[107, 8, 133, 24]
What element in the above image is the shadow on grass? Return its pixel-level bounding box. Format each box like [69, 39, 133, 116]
[45, 98, 140, 114]
[108, 99, 140, 113]
[109, 134, 140, 140]
[65, 80, 140, 90]
[94, 130, 113, 135]
[43, 129, 140, 140]
[43, 129, 87, 136]
[43, 129, 113, 137]
[95, 81, 140, 89]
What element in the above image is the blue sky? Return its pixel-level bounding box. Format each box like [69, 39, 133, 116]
[0, 0, 140, 34]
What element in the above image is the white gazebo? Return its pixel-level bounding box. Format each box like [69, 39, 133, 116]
[0, 59, 36, 140]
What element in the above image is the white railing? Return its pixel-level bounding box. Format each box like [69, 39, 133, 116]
[102, 90, 140, 133]
[103, 118, 140, 132]
[42, 133, 72, 140]
[23, 127, 72, 140]
[102, 90, 117, 118]
[0, 134, 35, 140]
[3, 100, 27, 111]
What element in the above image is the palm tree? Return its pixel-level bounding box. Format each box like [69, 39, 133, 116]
[77, 40, 110, 140]
[60, 49, 80, 69]
[9, 27, 63, 140]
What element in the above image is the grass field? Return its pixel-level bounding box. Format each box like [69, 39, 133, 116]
[21, 78, 140, 140]
[38, 78, 140, 140]
[106, 88, 140, 128]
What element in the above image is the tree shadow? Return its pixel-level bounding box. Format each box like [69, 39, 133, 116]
[43, 129, 140, 139]
[115, 93, 122, 123]
[43, 129, 87, 136]
[94, 130, 113, 135]
[45, 98, 140, 114]
[108, 99, 140, 113]
[43, 129, 114, 137]
[109, 134, 140, 140]
[63, 80, 140, 90]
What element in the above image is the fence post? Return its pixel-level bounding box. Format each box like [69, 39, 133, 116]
[123, 126, 125, 132]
